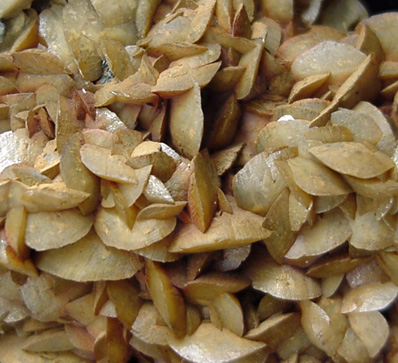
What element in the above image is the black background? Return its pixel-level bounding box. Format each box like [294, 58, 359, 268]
[360, 0, 398, 14]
